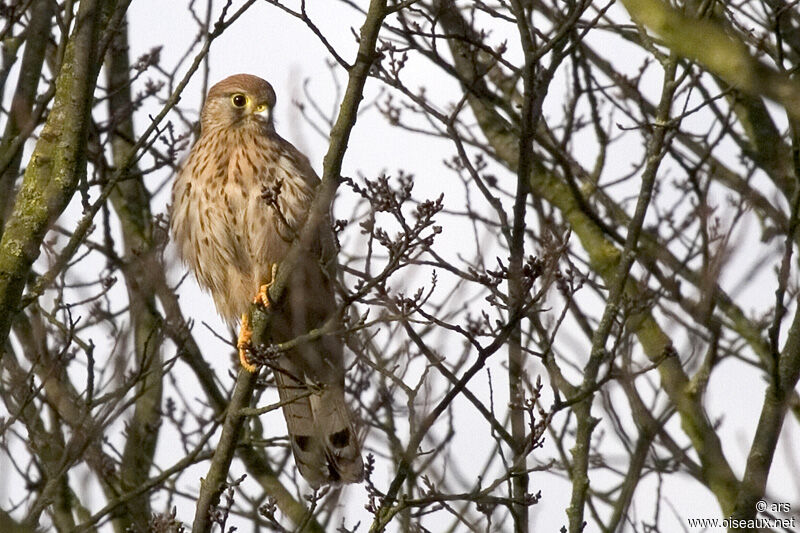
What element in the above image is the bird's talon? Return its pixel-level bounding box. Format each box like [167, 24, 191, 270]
[253, 263, 279, 308]
[254, 283, 271, 308]
[238, 313, 257, 372]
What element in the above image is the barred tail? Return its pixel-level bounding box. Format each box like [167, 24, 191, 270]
[275, 370, 363, 487]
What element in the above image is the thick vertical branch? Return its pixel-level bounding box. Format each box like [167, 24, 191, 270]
[192, 0, 389, 530]
[0, 0, 106, 356]
[566, 58, 677, 531]
[732, 299, 800, 520]
[506, 2, 535, 530]
[437, 2, 741, 514]
[731, 124, 800, 519]
[1, 334, 72, 529]
[105, 18, 163, 532]
[192, 369, 260, 533]
[0, 0, 53, 230]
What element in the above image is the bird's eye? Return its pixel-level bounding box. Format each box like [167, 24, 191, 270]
[231, 94, 247, 108]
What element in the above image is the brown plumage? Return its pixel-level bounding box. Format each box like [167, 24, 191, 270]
[170, 73, 363, 487]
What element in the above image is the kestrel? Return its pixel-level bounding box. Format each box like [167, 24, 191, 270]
[170, 73, 363, 486]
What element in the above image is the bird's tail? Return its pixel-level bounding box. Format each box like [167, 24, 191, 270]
[275, 369, 364, 488]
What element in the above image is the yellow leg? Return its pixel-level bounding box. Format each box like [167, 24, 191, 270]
[254, 263, 279, 308]
[237, 312, 257, 372]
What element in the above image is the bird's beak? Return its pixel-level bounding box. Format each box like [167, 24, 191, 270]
[254, 103, 270, 120]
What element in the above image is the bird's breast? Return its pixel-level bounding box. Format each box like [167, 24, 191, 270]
[171, 130, 315, 320]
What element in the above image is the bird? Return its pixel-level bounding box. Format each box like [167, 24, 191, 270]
[170, 73, 363, 487]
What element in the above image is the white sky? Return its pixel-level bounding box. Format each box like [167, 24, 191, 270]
[127, 0, 799, 530]
[1, 0, 795, 531]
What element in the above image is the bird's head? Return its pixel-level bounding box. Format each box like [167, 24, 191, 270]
[200, 73, 277, 132]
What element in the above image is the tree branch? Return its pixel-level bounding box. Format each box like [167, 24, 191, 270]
[191, 0, 389, 530]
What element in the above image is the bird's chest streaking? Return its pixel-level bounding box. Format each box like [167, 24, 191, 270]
[171, 127, 316, 321]
[169, 73, 363, 487]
